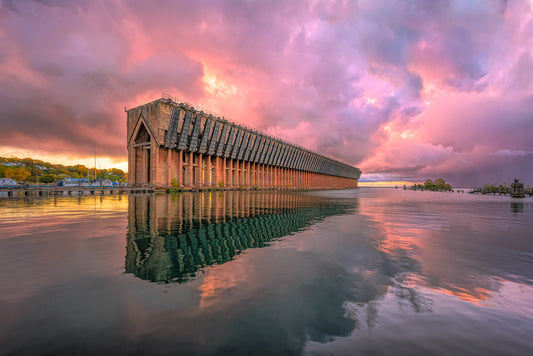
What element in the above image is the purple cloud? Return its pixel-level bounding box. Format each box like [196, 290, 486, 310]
[0, 0, 532, 185]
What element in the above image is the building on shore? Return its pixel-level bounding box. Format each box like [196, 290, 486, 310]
[126, 94, 361, 189]
[511, 179, 525, 198]
[0, 178, 18, 187]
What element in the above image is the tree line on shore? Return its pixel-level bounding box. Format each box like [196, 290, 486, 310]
[0, 157, 126, 184]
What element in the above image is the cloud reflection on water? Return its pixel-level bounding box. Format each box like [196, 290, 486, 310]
[1, 190, 532, 354]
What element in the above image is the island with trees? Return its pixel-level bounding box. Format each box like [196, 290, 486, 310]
[403, 178, 452, 192]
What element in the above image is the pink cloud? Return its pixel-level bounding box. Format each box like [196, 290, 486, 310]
[0, 0, 532, 184]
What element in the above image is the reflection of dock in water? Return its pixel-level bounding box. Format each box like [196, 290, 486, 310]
[126, 191, 356, 283]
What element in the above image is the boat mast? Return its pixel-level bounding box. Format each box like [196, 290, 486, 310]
[94, 146, 97, 181]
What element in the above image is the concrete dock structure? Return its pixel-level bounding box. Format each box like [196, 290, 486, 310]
[127, 94, 361, 189]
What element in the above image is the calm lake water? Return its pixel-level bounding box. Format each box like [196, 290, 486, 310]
[1, 188, 532, 355]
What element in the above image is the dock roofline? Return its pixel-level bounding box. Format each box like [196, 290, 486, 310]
[152, 92, 359, 174]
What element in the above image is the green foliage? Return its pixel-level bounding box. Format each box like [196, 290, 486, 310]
[435, 178, 446, 186]
[424, 179, 434, 190]
[39, 174, 57, 183]
[0, 156, 127, 182]
[410, 178, 452, 192]
[470, 181, 532, 196]
[218, 181, 224, 187]
[4, 167, 31, 182]
[171, 178, 179, 187]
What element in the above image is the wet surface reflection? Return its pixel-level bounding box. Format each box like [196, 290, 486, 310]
[126, 191, 357, 283]
[1, 189, 532, 355]
[511, 201, 524, 213]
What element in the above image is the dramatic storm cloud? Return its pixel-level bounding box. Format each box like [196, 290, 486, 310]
[1, 0, 532, 185]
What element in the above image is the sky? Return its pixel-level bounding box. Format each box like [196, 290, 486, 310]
[1, 0, 532, 186]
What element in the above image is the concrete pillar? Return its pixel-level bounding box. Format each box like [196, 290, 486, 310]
[207, 156, 212, 186]
[213, 157, 219, 187]
[196, 153, 203, 187]
[233, 159, 238, 187]
[166, 150, 171, 186]
[177, 151, 183, 187]
[252, 163, 256, 187]
[153, 144, 159, 186]
[239, 161, 244, 187]
[261, 164, 264, 188]
[247, 161, 250, 187]
[249, 162, 255, 187]
[235, 160, 239, 187]
[222, 158, 227, 187]
[264, 164, 268, 188]
[256, 163, 259, 187]
[188, 152, 194, 187]
[249, 163, 253, 187]
[257, 164, 260, 187]
[227, 159, 233, 187]
[182, 152, 188, 187]
[243, 161, 248, 187]
[217, 157, 225, 187]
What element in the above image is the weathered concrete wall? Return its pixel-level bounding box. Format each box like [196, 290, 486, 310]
[127, 97, 361, 189]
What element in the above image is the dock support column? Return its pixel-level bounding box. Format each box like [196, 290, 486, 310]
[261, 164, 264, 188]
[245, 161, 251, 188]
[167, 150, 171, 187]
[177, 151, 183, 187]
[251, 163, 256, 187]
[195, 153, 202, 188]
[227, 159, 232, 187]
[220, 157, 226, 188]
[187, 152, 194, 188]
[207, 156, 212, 187]
[240, 160, 244, 187]
[214, 157, 223, 187]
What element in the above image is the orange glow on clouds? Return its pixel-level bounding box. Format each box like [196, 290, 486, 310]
[0, 146, 128, 171]
[1, 0, 532, 184]
[358, 181, 416, 187]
